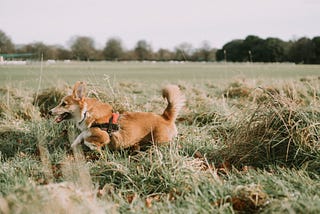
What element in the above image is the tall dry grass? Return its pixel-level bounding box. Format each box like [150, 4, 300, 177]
[0, 78, 319, 213]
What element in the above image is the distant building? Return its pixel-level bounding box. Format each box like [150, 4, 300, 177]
[0, 53, 35, 60]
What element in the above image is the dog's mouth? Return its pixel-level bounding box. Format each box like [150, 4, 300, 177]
[54, 112, 72, 123]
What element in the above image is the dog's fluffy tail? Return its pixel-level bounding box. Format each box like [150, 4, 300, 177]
[162, 85, 185, 122]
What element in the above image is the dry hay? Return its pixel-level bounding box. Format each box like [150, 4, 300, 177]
[216, 93, 320, 170]
[0, 182, 116, 214]
[0, 87, 40, 121]
[214, 184, 269, 213]
[33, 87, 67, 117]
[224, 81, 251, 99]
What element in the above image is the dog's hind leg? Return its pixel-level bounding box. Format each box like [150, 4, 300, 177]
[108, 131, 133, 150]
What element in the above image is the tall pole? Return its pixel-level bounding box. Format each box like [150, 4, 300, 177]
[248, 50, 253, 63]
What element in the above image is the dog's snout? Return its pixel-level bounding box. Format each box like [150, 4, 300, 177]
[48, 110, 53, 116]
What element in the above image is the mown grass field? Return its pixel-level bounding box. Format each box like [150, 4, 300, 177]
[0, 62, 320, 213]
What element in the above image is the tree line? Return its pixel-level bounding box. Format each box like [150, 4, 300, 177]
[1, 30, 319, 64]
[216, 35, 320, 64]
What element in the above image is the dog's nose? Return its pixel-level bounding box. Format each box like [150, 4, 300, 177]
[48, 110, 53, 115]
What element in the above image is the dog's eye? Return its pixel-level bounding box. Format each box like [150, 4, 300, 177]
[61, 102, 67, 107]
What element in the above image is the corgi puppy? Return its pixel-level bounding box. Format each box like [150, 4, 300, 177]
[49, 82, 185, 151]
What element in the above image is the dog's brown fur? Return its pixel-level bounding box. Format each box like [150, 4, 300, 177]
[49, 82, 185, 151]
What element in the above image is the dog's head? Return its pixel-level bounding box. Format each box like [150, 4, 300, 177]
[49, 81, 87, 123]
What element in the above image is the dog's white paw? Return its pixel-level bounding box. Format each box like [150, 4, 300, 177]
[71, 142, 79, 148]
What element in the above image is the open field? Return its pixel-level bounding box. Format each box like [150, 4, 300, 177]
[0, 62, 320, 213]
[2, 61, 320, 88]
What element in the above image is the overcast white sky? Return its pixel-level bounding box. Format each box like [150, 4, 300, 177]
[0, 0, 319, 50]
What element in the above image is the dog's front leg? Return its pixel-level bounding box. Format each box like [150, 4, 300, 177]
[71, 135, 82, 148]
[71, 131, 91, 148]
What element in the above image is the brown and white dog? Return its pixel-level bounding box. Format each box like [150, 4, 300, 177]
[49, 82, 185, 151]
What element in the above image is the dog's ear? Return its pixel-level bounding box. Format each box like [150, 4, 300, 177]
[72, 81, 86, 101]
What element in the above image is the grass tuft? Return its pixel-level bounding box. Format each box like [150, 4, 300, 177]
[33, 87, 68, 117]
[210, 92, 320, 173]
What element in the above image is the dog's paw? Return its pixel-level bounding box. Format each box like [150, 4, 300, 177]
[71, 142, 79, 148]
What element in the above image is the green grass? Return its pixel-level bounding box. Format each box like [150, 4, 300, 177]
[1, 61, 320, 88]
[0, 62, 320, 213]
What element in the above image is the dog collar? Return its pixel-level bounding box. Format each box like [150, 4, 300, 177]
[111, 112, 119, 124]
[91, 113, 120, 137]
[78, 111, 87, 125]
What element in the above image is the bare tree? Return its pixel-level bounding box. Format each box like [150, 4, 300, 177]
[157, 48, 173, 61]
[174, 42, 193, 61]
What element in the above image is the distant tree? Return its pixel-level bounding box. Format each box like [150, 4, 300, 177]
[122, 50, 136, 61]
[103, 38, 123, 61]
[312, 37, 320, 64]
[70, 36, 96, 61]
[95, 50, 105, 61]
[215, 49, 225, 62]
[134, 40, 152, 60]
[156, 48, 173, 61]
[16, 42, 50, 59]
[17, 43, 73, 60]
[174, 42, 193, 61]
[56, 47, 72, 60]
[216, 39, 244, 62]
[262, 38, 288, 62]
[15, 44, 31, 54]
[45, 45, 59, 59]
[191, 41, 215, 61]
[217, 35, 292, 63]
[289, 37, 315, 64]
[0, 30, 14, 54]
[242, 35, 265, 62]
